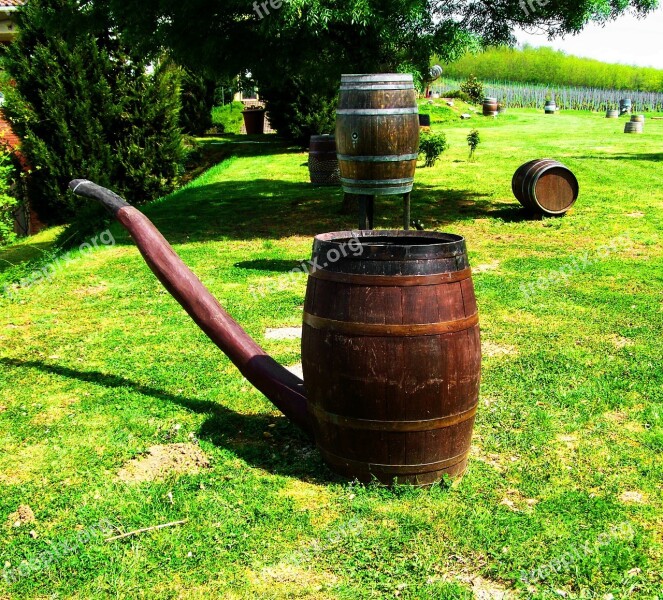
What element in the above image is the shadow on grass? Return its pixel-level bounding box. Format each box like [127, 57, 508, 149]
[234, 259, 307, 272]
[134, 178, 533, 247]
[0, 357, 336, 484]
[577, 153, 663, 162]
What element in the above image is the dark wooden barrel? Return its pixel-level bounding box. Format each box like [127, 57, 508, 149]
[335, 74, 419, 196]
[301, 230, 481, 486]
[512, 159, 579, 216]
[418, 113, 431, 128]
[242, 109, 265, 135]
[308, 135, 340, 186]
[624, 121, 644, 134]
[483, 97, 498, 116]
[606, 109, 619, 119]
[545, 100, 556, 114]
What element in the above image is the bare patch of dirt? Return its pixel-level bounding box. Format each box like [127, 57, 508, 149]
[608, 334, 633, 349]
[473, 261, 500, 274]
[250, 564, 338, 598]
[604, 411, 627, 424]
[265, 327, 302, 340]
[619, 490, 647, 504]
[499, 489, 538, 513]
[286, 363, 303, 380]
[31, 394, 79, 426]
[0, 442, 48, 485]
[455, 573, 515, 599]
[625, 212, 645, 218]
[117, 443, 210, 483]
[482, 340, 518, 358]
[8, 505, 36, 527]
[72, 283, 108, 297]
[470, 445, 505, 473]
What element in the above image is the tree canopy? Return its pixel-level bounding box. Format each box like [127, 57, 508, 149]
[95, 0, 659, 79]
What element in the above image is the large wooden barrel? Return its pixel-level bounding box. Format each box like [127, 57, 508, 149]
[308, 135, 340, 186]
[302, 230, 481, 486]
[606, 109, 619, 118]
[483, 97, 498, 116]
[512, 159, 579, 216]
[335, 74, 419, 196]
[624, 121, 644, 134]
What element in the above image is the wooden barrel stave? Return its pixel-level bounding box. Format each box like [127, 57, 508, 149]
[336, 74, 419, 196]
[302, 231, 481, 485]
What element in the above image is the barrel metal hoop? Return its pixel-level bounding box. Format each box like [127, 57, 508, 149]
[342, 185, 413, 195]
[337, 153, 419, 162]
[340, 84, 414, 91]
[336, 108, 419, 115]
[341, 74, 414, 82]
[318, 447, 470, 475]
[308, 267, 472, 287]
[341, 177, 414, 185]
[303, 312, 479, 337]
[310, 403, 478, 432]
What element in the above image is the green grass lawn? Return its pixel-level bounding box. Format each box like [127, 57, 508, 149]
[0, 108, 662, 599]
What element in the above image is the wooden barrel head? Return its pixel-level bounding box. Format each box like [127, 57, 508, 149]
[512, 159, 579, 216]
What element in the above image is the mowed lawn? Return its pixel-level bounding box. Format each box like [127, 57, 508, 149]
[0, 108, 662, 599]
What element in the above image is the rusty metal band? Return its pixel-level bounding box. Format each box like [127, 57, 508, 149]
[342, 185, 413, 195]
[319, 448, 470, 475]
[310, 403, 477, 432]
[337, 153, 419, 162]
[341, 177, 414, 186]
[308, 267, 472, 287]
[340, 84, 414, 91]
[336, 108, 419, 116]
[303, 312, 479, 337]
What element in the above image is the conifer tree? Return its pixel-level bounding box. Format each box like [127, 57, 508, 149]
[1, 0, 183, 223]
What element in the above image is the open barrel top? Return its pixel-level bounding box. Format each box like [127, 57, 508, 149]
[314, 230, 466, 259]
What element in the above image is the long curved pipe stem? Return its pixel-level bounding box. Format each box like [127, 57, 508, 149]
[70, 179, 313, 438]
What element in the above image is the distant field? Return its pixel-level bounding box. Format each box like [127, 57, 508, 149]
[443, 45, 663, 93]
[1, 107, 662, 599]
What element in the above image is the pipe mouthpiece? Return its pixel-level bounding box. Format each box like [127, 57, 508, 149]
[69, 179, 131, 215]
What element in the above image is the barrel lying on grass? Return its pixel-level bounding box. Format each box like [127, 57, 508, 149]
[512, 159, 579, 216]
[302, 230, 481, 486]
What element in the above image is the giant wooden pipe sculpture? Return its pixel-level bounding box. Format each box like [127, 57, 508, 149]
[69, 179, 313, 437]
[71, 179, 482, 485]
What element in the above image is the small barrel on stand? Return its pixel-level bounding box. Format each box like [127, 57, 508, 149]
[336, 73, 420, 230]
[512, 159, 579, 216]
[620, 99, 632, 115]
[308, 135, 340, 186]
[545, 100, 557, 114]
